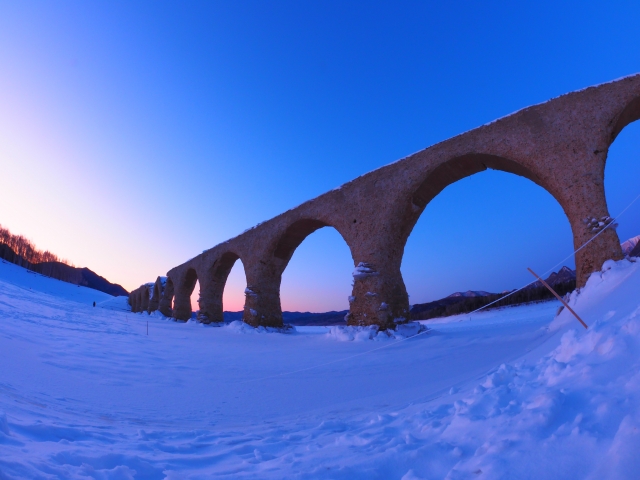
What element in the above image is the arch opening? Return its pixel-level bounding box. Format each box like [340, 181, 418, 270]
[278, 220, 355, 319]
[403, 161, 574, 321]
[190, 279, 201, 314]
[412, 154, 543, 210]
[605, 116, 640, 254]
[273, 219, 329, 261]
[219, 254, 247, 321]
[184, 269, 198, 317]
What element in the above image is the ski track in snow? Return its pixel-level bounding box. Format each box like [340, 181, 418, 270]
[1, 258, 640, 478]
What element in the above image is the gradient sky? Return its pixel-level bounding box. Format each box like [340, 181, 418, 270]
[1, 1, 639, 312]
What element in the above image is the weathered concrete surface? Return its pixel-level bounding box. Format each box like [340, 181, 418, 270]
[130, 75, 640, 329]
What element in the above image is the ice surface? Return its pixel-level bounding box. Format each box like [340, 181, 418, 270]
[1, 258, 640, 478]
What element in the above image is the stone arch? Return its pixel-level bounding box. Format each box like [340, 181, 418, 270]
[404, 152, 579, 255]
[173, 267, 198, 321]
[603, 94, 640, 192]
[610, 95, 640, 143]
[404, 156, 576, 305]
[410, 154, 546, 212]
[349, 152, 574, 329]
[152, 75, 639, 329]
[398, 150, 616, 299]
[602, 94, 640, 250]
[402, 153, 566, 248]
[158, 276, 174, 317]
[238, 219, 357, 328]
[274, 218, 356, 309]
[273, 219, 334, 261]
[197, 251, 246, 323]
[212, 251, 242, 283]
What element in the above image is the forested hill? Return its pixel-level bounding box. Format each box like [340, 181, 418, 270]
[0, 226, 127, 297]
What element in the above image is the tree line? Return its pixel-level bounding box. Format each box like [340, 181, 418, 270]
[0, 224, 74, 274]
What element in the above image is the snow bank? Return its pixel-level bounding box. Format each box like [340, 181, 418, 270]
[2, 257, 640, 478]
[97, 295, 131, 312]
[326, 322, 427, 341]
[389, 258, 640, 478]
[223, 319, 296, 334]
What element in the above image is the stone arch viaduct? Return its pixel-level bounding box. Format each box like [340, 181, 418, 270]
[129, 74, 640, 329]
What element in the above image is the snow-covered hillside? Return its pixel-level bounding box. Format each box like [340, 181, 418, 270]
[1, 258, 640, 478]
[0, 259, 114, 305]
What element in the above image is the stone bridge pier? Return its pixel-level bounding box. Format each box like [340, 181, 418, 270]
[128, 74, 640, 329]
[158, 277, 174, 317]
[348, 257, 410, 329]
[171, 269, 196, 321]
[140, 285, 150, 312]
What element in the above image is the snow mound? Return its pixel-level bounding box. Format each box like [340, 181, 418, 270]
[403, 258, 640, 478]
[97, 295, 131, 311]
[621, 234, 640, 255]
[326, 321, 427, 341]
[223, 320, 296, 334]
[2, 254, 640, 477]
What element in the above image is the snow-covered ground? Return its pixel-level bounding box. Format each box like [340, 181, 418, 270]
[1, 258, 640, 478]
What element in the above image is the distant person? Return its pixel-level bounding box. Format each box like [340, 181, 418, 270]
[93, 301, 96, 307]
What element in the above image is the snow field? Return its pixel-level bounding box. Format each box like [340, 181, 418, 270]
[1, 258, 639, 478]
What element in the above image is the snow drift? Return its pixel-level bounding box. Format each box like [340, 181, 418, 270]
[1, 258, 639, 478]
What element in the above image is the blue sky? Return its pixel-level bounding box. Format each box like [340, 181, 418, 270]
[0, 1, 639, 311]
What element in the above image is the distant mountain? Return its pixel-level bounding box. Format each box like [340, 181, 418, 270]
[527, 266, 576, 289]
[33, 262, 128, 297]
[410, 267, 576, 321]
[410, 292, 496, 319]
[448, 290, 492, 298]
